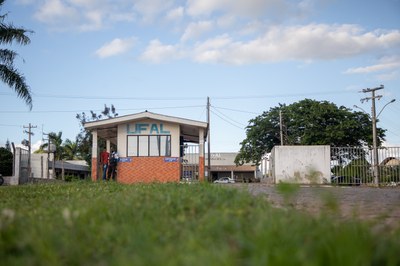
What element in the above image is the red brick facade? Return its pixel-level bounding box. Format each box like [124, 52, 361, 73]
[117, 157, 180, 184]
[91, 158, 97, 181]
[199, 156, 205, 181]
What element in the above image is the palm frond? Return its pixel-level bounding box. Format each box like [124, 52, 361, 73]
[0, 23, 32, 45]
[0, 48, 17, 65]
[0, 64, 32, 109]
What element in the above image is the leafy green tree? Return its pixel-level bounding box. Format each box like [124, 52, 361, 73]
[235, 99, 386, 165]
[0, 146, 12, 175]
[76, 104, 118, 167]
[0, 0, 33, 109]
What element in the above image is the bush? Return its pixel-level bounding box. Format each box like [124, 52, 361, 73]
[0, 147, 13, 176]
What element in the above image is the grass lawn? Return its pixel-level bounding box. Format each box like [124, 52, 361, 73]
[0, 181, 399, 265]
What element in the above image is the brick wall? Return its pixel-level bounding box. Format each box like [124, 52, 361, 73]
[117, 157, 180, 184]
[199, 156, 205, 181]
[91, 158, 97, 181]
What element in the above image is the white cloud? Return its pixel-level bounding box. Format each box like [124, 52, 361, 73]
[186, 0, 293, 19]
[33, 0, 134, 31]
[165, 6, 184, 21]
[181, 20, 213, 42]
[133, 0, 175, 22]
[186, 0, 222, 17]
[345, 56, 400, 74]
[138, 23, 400, 65]
[34, 0, 79, 25]
[95, 37, 136, 58]
[79, 10, 104, 31]
[216, 15, 236, 29]
[192, 34, 232, 63]
[188, 24, 400, 64]
[140, 39, 182, 63]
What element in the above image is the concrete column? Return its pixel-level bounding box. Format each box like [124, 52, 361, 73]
[199, 128, 205, 181]
[106, 139, 111, 152]
[91, 130, 98, 181]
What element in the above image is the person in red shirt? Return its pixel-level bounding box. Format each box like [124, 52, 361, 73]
[100, 148, 109, 181]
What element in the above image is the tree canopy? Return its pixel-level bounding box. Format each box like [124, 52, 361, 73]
[0, 0, 33, 109]
[0, 146, 12, 175]
[235, 99, 386, 165]
[76, 104, 118, 167]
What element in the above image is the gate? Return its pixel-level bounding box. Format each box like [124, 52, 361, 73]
[331, 147, 400, 186]
[181, 145, 199, 181]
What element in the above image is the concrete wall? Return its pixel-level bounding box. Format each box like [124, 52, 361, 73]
[270, 145, 331, 184]
[31, 153, 54, 179]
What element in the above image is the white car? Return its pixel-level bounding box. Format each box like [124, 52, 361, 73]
[213, 177, 235, 184]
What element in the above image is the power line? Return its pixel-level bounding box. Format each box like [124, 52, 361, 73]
[0, 105, 205, 114]
[30, 93, 206, 101]
[212, 90, 353, 100]
[212, 105, 260, 114]
[210, 109, 244, 130]
[211, 106, 248, 128]
[0, 89, 353, 101]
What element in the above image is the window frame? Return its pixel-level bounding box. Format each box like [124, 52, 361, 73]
[127, 135, 171, 157]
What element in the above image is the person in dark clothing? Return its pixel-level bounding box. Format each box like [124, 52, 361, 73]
[107, 150, 119, 181]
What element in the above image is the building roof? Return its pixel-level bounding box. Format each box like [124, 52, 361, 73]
[54, 160, 89, 172]
[84, 111, 208, 144]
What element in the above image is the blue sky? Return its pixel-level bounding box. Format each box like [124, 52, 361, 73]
[0, 0, 399, 152]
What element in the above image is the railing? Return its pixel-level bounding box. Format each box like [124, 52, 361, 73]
[181, 145, 199, 181]
[331, 147, 400, 186]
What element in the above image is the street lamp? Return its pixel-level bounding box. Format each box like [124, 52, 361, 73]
[377, 99, 396, 118]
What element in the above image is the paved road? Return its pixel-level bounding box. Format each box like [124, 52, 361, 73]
[230, 183, 400, 230]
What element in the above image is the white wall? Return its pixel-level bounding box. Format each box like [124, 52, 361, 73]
[31, 153, 54, 179]
[270, 146, 331, 184]
[118, 120, 180, 157]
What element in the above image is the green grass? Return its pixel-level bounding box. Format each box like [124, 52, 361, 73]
[0, 181, 399, 266]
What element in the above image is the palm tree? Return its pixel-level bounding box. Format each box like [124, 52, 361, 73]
[0, 0, 33, 109]
[37, 131, 64, 160]
[63, 138, 82, 160]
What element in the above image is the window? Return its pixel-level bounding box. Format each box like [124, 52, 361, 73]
[127, 135, 171, 157]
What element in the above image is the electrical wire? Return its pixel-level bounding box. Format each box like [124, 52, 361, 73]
[210, 109, 245, 130]
[0, 105, 205, 114]
[211, 106, 248, 128]
[0, 89, 353, 101]
[212, 105, 260, 114]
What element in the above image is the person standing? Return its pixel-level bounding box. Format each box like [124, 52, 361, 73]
[100, 148, 109, 181]
[107, 150, 119, 181]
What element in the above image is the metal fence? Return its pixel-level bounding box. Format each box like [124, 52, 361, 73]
[181, 144, 199, 181]
[331, 147, 400, 186]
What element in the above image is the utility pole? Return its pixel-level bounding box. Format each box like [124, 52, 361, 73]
[23, 123, 37, 180]
[207, 97, 211, 182]
[360, 85, 383, 186]
[42, 132, 51, 179]
[279, 110, 284, 145]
